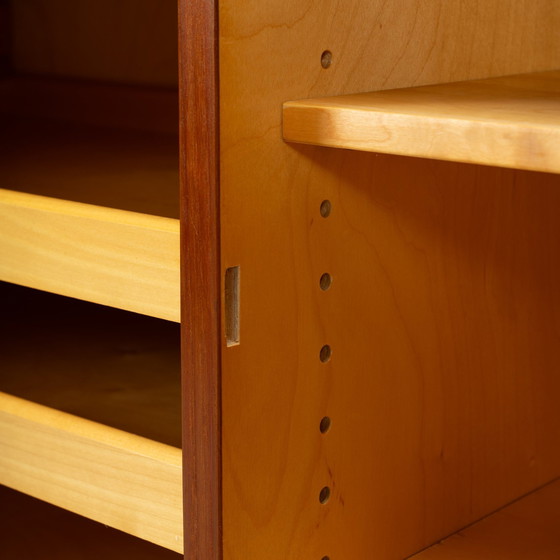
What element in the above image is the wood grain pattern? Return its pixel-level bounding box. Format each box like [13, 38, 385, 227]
[0, 392, 183, 553]
[284, 70, 560, 174]
[9, 0, 178, 86]
[410, 479, 560, 559]
[0, 189, 180, 321]
[179, 0, 222, 559]
[0, 486, 182, 559]
[219, 2, 560, 559]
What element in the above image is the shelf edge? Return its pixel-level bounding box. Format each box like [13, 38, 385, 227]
[0, 391, 183, 553]
[0, 189, 180, 321]
[283, 71, 560, 174]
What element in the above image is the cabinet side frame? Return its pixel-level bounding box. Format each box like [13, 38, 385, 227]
[179, 1, 222, 558]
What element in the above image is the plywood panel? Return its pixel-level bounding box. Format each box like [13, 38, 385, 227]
[0, 392, 183, 553]
[284, 70, 560, 174]
[219, 2, 560, 559]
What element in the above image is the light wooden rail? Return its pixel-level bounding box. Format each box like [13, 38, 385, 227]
[0, 392, 183, 553]
[0, 189, 180, 321]
[283, 70, 560, 173]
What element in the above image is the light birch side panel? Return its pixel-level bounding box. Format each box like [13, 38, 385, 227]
[219, 2, 560, 559]
[0, 392, 183, 553]
[0, 189, 180, 321]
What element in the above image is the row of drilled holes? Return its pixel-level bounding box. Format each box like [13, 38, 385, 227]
[319, 199, 332, 560]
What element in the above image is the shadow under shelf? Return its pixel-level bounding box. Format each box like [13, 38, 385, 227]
[0, 284, 183, 553]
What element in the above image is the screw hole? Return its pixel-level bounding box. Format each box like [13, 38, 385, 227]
[319, 345, 332, 363]
[321, 557, 331, 560]
[320, 200, 331, 218]
[319, 486, 331, 504]
[320, 417, 331, 433]
[320, 273, 332, 291]
[321, 50, 333, 69]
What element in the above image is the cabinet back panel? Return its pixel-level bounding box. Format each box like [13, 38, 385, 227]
[218, 1, 560, 559]
[9, 0, 177, 86]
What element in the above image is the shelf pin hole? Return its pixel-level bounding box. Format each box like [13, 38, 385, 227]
[320, 200, 332, 218]
[320, 417, 331, 433]
[320, 273, 332, 291]
[320, 345, 332, 363]
[321, 50, 333, 69]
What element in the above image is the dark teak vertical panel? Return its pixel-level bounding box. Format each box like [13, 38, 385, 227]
[179, 1, 221, 559]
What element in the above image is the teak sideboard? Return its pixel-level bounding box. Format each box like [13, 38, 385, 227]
[1, 1, 560, 559]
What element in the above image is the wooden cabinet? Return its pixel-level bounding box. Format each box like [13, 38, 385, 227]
[1, 1, 560, 559]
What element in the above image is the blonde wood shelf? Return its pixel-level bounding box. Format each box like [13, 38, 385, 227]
[410, 479, 560, 560]
[283, 70, 560, 174]
[0, 189, 180, 322]
[0, 392, 183, 554]
[0, 78, 180, 319]
[0, 284, 182, 552]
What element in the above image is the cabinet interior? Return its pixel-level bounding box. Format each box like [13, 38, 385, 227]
[0, 282, 181, 447]
[0, 2, 183, 554]
[0, 0, 181, 320]
[1, 1, 560, 559]
[0, 0, 179, 217]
